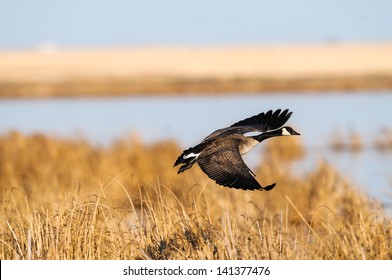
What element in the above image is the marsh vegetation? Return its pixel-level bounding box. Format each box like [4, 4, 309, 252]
[0, 132, 391, 260]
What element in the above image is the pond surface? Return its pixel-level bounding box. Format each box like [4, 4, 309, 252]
[1, 92, 392, 212]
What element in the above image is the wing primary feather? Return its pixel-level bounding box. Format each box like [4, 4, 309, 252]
[229, 109, 292, 132]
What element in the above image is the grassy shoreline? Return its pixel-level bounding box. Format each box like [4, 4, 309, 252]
[2, 74, 392, 98]
[1, 132, 391, 260]
[1, 44, 392, 98]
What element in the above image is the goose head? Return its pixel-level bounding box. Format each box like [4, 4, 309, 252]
[281, 126, 301, 136]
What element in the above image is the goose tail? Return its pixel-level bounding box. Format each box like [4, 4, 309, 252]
[174, 145, 203, 173]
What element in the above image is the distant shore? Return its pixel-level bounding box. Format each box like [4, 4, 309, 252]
[1, 43, 392, 98]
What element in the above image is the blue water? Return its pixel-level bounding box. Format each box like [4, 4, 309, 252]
[0, 92, 391, 211]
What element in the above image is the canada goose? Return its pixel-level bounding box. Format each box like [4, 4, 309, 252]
[174, 109, 300, 191]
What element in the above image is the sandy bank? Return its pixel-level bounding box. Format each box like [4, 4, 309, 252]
[0, 44, 392, 97]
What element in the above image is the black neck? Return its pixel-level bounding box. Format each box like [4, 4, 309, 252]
[251, 129, 281, 142]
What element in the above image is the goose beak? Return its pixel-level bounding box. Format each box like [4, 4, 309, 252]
[292, 129, 301, 136]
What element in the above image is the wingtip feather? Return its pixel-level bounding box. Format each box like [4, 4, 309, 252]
[262, 183, 276, 191]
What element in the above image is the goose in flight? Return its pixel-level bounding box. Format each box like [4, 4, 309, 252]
[174, 109, 300, 191]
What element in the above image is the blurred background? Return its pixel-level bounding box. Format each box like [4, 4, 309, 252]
[1, 0, 391, 48]
[1, 0, 392, 211]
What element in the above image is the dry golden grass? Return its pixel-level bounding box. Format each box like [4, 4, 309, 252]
[330, 129, 392, 152]
[0, 131, 391, 260]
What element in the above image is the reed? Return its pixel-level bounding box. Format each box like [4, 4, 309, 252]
[330, 131, 363, 152]
[374, 129, 392, 151]
[0, 131, 391, 259]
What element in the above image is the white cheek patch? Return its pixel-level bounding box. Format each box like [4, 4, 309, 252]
[183, 152, 201, 159]
[282, 127, 291, 136]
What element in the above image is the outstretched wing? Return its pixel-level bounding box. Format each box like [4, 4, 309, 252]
[230, 109, 292, 132]
[197, 149, 276, 191]
[201, 109, 292, 143]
